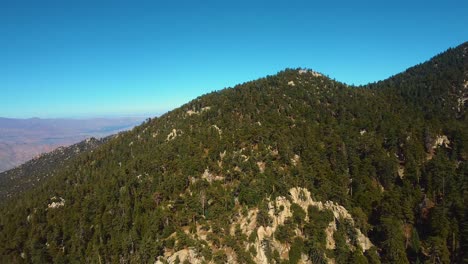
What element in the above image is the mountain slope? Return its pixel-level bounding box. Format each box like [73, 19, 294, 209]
[0, 117, 145, 172]
[368, 42, 468, 119]
[0, 136, 113, 202]
[0, 42, 467, 264]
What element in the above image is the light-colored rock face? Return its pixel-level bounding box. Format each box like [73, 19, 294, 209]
[268, 146, 279, 156]
[298, 69, 323, 77]
[310, 71, 322, 77]
[427, 135, 452, 161]
[291, 154, 300, 166]
[433, 135, 450, 149]
[211, 125, 222, 136]
[218, 151, 227, 168]
[398, 165, 405, 178]
[288, 188, 372, 251]
[48, 197, 65, 209]
[269, 196, 293, 227]
[355, 229, 373, 252]
[458, 96, 468, 112]
[325, 221, 337, 249]
[163, 248, 203, 264]
[301, 253, 313, 264]
[186, 106, 211, 116]
[230, 187, 373, 264]
[220, 150, 227, 160]
[166, 129, 182, 141]
[257, 161, 266, 173]
[288, 81, 296, 86]
[186, 110, 198, 116]
[157, 187, 373, 264]
[201, 168, 225, 183]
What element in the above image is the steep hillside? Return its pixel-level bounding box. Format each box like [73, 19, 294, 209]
[0, 136, 113, 202]
[0, 43, 467, 264]
[368, 43, 468, 120]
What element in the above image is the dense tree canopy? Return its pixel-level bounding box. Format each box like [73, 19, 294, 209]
[0, 42, 467, 263]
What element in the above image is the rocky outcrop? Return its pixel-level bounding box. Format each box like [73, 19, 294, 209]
[227, 187, 373, 264]
[257, 161, 266, 173]
[211, 125, 222, 136]
[298, 69, 323, 77]
[48, 196, 65, 209]
[166, 129, 182, 141]
[325, 221, 337, 249]
[186, 106, 211, 116]
[201, 168, 224, 183]
[166, 248, 203, 264]
[433, 135, 450, 149]
[288, 188, 373, 251]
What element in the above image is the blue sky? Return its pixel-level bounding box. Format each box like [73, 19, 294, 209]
[1, 0, 467, 118]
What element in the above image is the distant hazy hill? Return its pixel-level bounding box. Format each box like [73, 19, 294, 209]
[0, 117, 145, 172]
[0, 42, 467, 263]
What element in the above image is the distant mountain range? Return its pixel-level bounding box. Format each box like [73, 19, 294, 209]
[0, 117, 145, 172]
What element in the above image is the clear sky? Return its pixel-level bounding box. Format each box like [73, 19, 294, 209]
[1, 0, 467, 118]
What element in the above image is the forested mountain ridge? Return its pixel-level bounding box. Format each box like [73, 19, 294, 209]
[368, 43, 468, 119]
[0, 42, 467, 263]
[0, 136, 113, 202]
